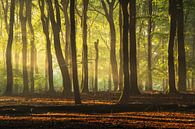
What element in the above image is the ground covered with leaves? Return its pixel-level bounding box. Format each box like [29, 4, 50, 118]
[0, 93, 195, 128]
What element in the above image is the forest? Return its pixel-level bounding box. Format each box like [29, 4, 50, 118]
[0, 0, 195, 128]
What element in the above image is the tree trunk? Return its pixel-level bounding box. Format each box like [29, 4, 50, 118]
[39, 0, 54, 93]
[27, 0, 36, 93]
[70, 0, 82, 104]
[177, 0, 187, 92]
[81, 0, 89, 93]
[146, 0, 153, 91]
[192, 20, 195, 90]
[101, 0, 119, 91]
[119, 5, 123, 92]
[129, 0, 140, 95]
[168, 0, 177, 94]
[5, 0, 15, 95]
[20, 0, 29, 94]
[47, 0, 71, 97]
[119, 0, 130, 104]
[94, 40, 99, 92]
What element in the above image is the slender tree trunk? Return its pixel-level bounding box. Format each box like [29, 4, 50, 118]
[81, 0, 89, 93]
[146, 0, 153, 91]
[70, 0, 82, 104]
[39, 0, 54, 93]
[5, 0, 15, 95]
[27, 0, 36, 93]
[168, 0, 177, 94]
[20, 0, 29, 94]
[101, 0, 119, 91]
[119, 0, 130, 104]
[177, 0, 187, 92]
[192, 21, 195, 90]
[94, 40, 99, 92]
[119, 5, 123, 91]
[47, 0, 71, 97]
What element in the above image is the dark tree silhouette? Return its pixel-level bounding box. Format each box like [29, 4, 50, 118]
[5, 0, 15, 95]
[70, 0, 82, 104]
[129, 0, 140, 95]
[39, 0, 54, 93]
[47, 0, 71, 97]
[119, 5, 123, 91]
[177, 0, 186, 92]
[146, 0, 153, 91]
[168, 0, 177, 94]
[82, 0, 89, 93]
[119, 0, 130, 104]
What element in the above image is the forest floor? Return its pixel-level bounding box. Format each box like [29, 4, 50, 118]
[0, 92, 195, 128]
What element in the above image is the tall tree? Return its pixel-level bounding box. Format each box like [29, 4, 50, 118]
[39, 0, 54, 93]
[177, 0, 187, 92]
[168, 0, 177, 94]
[70, 0, 81, 104]
[146, 0, 153, 91]
[46, 0, 71, 97]
[119, 0, 130, 104]
[5, 0, 15, 95]
[27, 0, 36, 93]
[192, 13, 195, 90]
[129, 0, 140, 95]
[81, 0, 89, 93]
[19, 0, 29, 94]
[101, 0, 119, 91]
[119, 5, 123, 91]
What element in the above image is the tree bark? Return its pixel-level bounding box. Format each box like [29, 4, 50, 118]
[101, 0, 119, 91]
[70, 0, 82, 104]
[20, 0, 29, 94]
[129, 0, 140, 95]
[177, 0, 187, 92]
[47, 0, 71, 97]
[81, 0, 89, 93]
[5, 0, 15, 95]
[39, 0, 54, 93]
[119, 5, 123, 91]
[146, 0, 153, 91]
[168, 0, 177, 94]
[119, 0, 130, 104]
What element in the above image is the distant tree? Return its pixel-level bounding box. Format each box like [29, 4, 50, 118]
[129, 0, 140, 95]
[119, 0, 130, 104]
[26, 0, 36, 93]
[39, 0, 54, 93]
[177, 0, 187, 92]
[47, 0, 71, 97]
[168, 0, 177, 94]
[19, 0, 29, 94]
[5, 0, 15, 95]
[70, 0, 82, 104]
[81, 0, 89, 93]
[94, 39, 99, 92]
